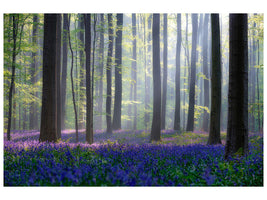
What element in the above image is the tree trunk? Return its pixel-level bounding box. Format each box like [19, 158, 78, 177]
[61, 14, 68, 130]
[84, 14, 93, 144]
[98, 14, 104, 130]
[208, 14, 222, 145]
[56, 14, 62, 139]
[67, 14, 79, 143]
[161, 13, 168, 130]
[225, 14, 248, 159]
[174, 14, 182, 131]
[106, 14, 114, 134]
[145, 14, 152, 130]
[151, 14, 161, 142]
[186, 14, 198, 132]
[202, 14, 210, 132]
[39, 14, 60, 142]
[78, 14, 85, 130]
[112, 13, 123, 130]
[29, 14, 39, 130]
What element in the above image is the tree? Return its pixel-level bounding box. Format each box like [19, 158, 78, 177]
[67, 14, 79, 143]
[161, 13, 168, 130]
[84, 14, 93, 144]
[56, 14, 62, 139]
[207, 14, 222, 145]
[186, 14, 198, 132]
[106, 14, 114, 134]
[128, 13, 137, 130]
[174, 14, 182, 131]
[61, 14, 68, 131]
[151, 13, 161, 142]
[202, 14, 210, 132]
[225, 14, 248, 159]
[112, 13, 123, 130]
[39, 14, 60, 142]
[29, 14, 39, 130]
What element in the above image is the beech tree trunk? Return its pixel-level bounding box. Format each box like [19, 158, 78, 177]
[225, 14, 248, 159]
[161, 14, 168, 130]
[186, 14, 198, 132]
[151, 14, 161, 142]
[84, 14, 93, 144]
[106, 14, 113, 134]
[208, 14, 222, 145]
[61, 14, 68, 130]
[174, 14, 181, 131]
[112, 13, 123, 130]
[202, 14, 210, 132]
[29, 14, 39, 130]
[40, 14, 60, 142]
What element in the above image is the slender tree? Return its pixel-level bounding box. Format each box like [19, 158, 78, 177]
[77, 14, 85, 129]
[151, 13, 161, 141]
[186, 14, 198, 132]
[225, 14, 248, 159]
[112, 13, 123, 130]
[67, 14, 79, 143]
[84, 14, 93, 144]
[106, 14, 114, 134]
[208, 14, 222, 145]
[39, 14, 60, 142]
[61, 14, 68, 130]
[202, 14, 210, 132]
[56, 14, 62, 139]
[174, 14, 182, 131]
[29, 14, 39, 130]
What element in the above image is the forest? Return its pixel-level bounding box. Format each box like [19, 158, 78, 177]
[3, 13, 264, 187]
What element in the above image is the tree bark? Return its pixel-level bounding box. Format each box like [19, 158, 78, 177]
[112, 13, 123, 130]
[39, 14, 60, 142]
[225, 14, 248, 159]
[150, 14, 161, 141]
[174, 14, 182, 131]
[61, 14, 68, 130]
[161, 13, 168, 130]
[186, 14, 198, 132]
[84, 14, 93, 144]
[106, 14, 114, 134]
[29, 14, 39, 130]
[208, 14, 222, 145]
[202, 14, 210, 132]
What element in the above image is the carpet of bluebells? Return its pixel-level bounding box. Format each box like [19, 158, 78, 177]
[4, 129, 263, 186]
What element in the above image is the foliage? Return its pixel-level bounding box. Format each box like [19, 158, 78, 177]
[4, 130, 263, 186]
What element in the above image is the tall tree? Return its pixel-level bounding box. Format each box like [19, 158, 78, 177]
[84, 14, 93, 144]
[112, 13, 123, 130]
[77, 14, 85, 129]
[97, 14, 105, 130]
[207, 14, 222, 145]
[161, 13, 168, 130]
[202, 14, 210, 132]
[150, 14, 161, 141]
[145, 14, 152, 130]
[39, 14, 60, 142]
[106, 14, 114, 134]
[67, 14, 79, 143]
[174, 14, 182, 131]
[128, 13, 137, 130]
[56, 14, 62, 139]
[29, 14, 39, 130]
[225, 14, 248, 159]
[61, 14, 68, 130]
[186, 14, 198, 132]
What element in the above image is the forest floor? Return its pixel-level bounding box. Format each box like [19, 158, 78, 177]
[4, 129, 263, 186]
